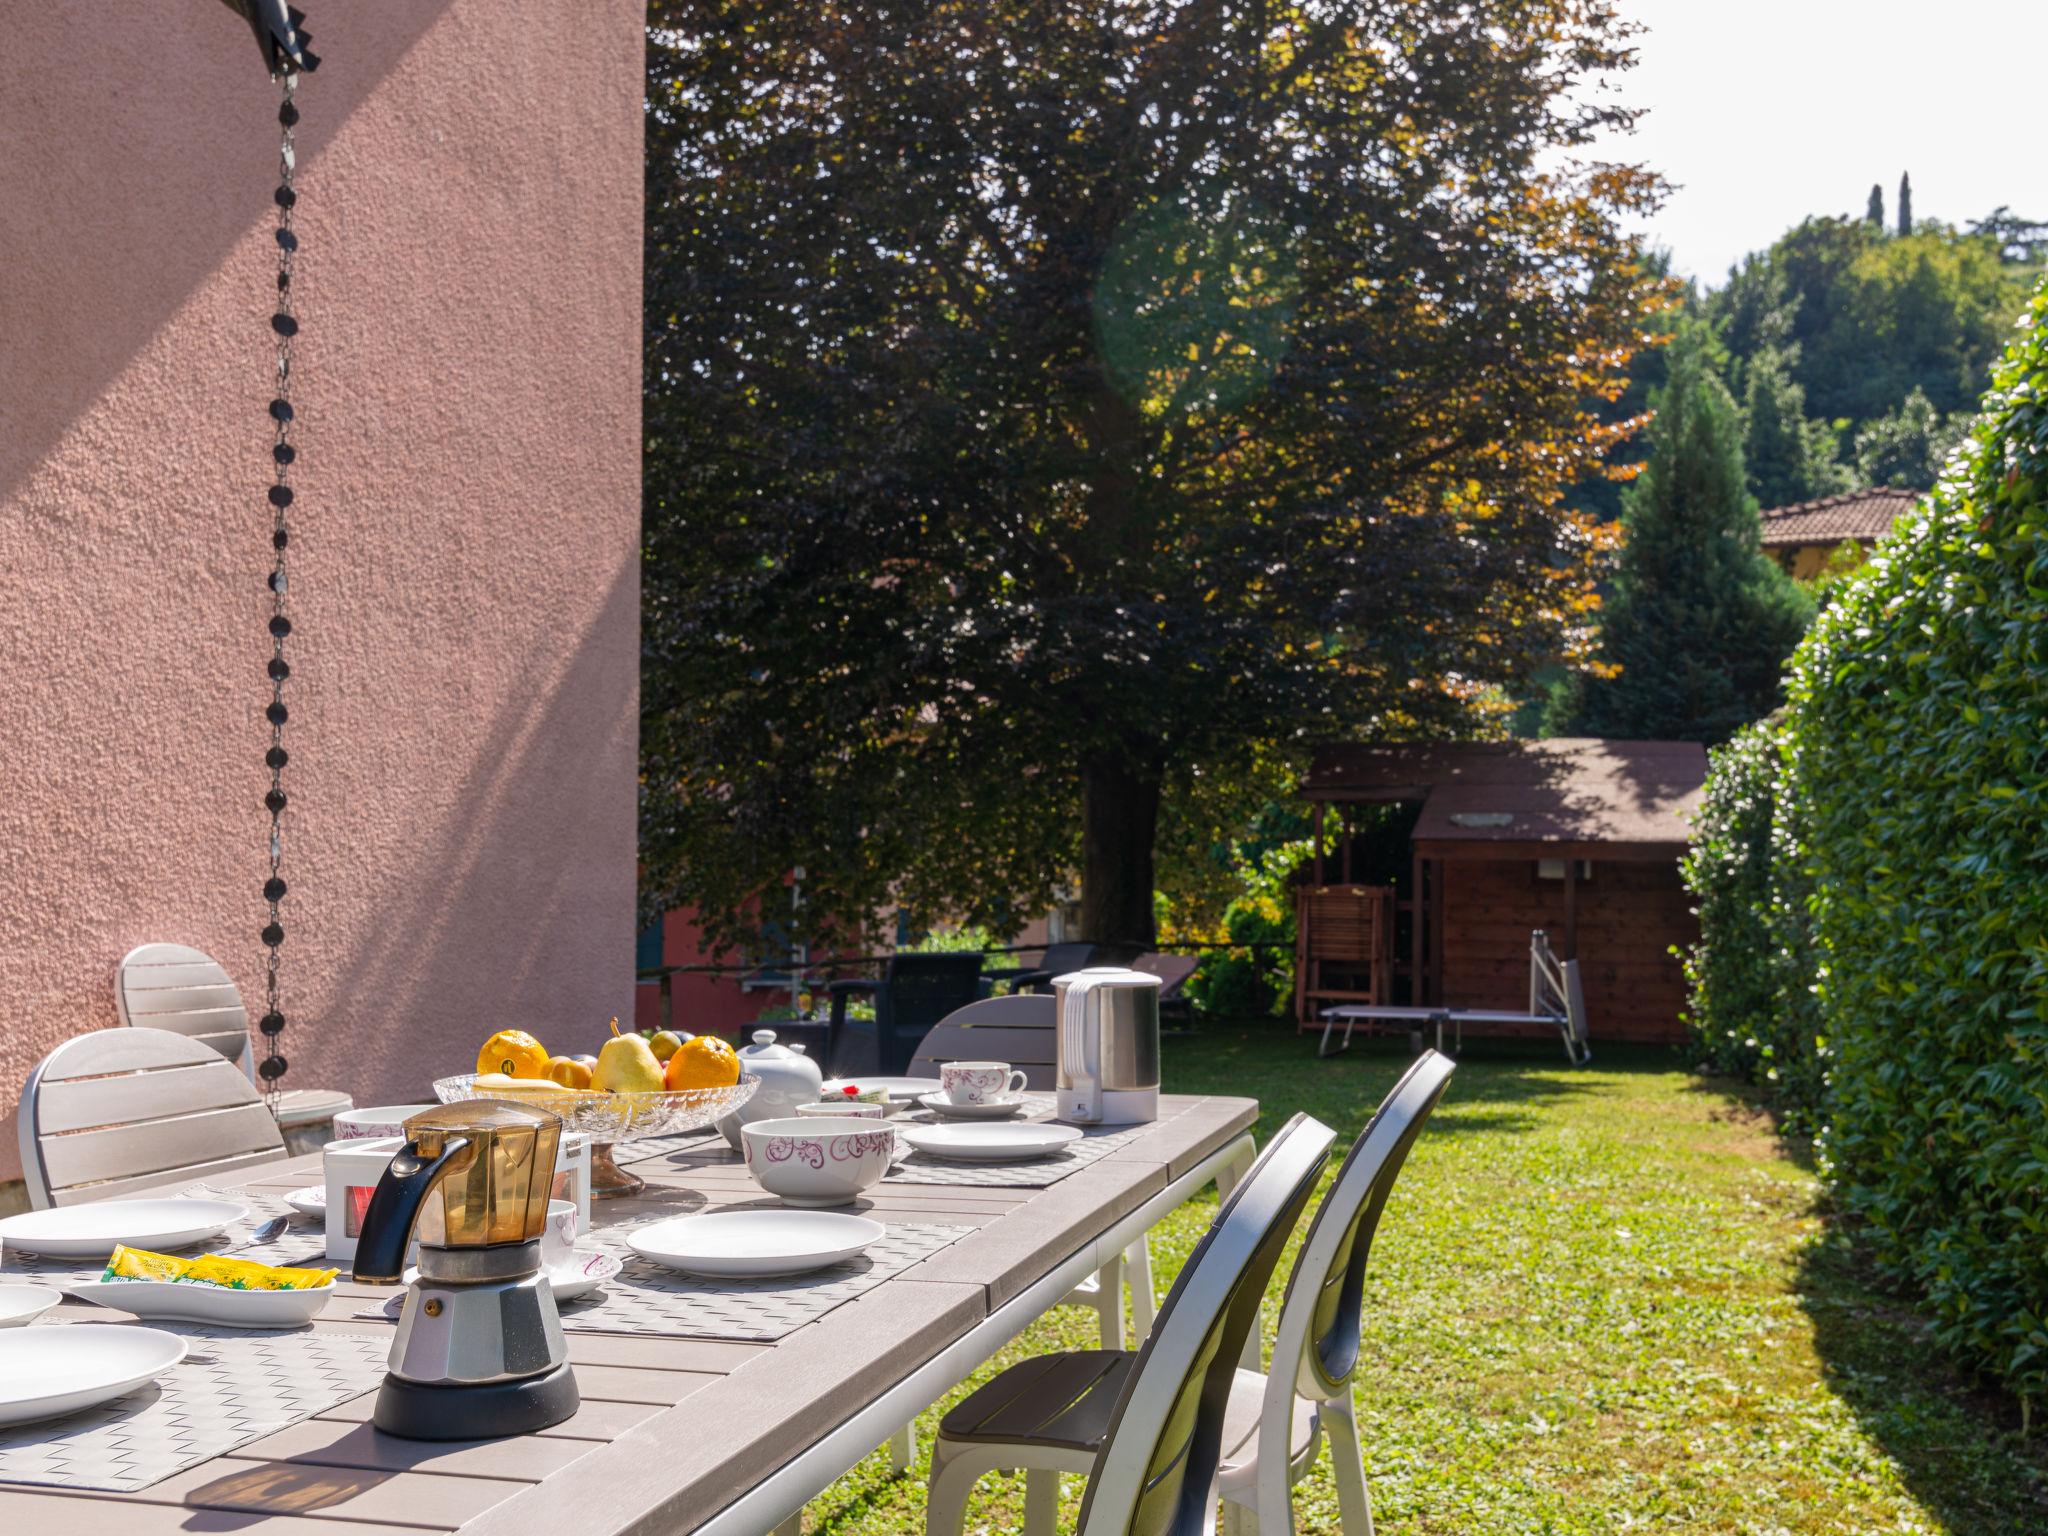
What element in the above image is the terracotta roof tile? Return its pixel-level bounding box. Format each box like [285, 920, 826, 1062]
[1757, 487, 1917, 547]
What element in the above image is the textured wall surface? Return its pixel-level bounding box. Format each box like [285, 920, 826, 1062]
[0, 1, 644, 1179]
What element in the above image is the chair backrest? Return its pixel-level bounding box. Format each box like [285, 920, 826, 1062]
[1261, 1049, 1455, 1483]
[908, 992, 1057, 1087]
[875, 952, 986, 1072]
[1127, 952, 1199, 999]
[1076, 1112, 1336, 1536]
[1036, 941, 1099, 976]
[18, 1028, 286, 1208]
[1529, 931, 1590, 1053]
[114, 942, 251, 1069]
[1298, 886, 1393, 965]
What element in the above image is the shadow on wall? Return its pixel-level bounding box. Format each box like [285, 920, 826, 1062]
[0, 1, 451, 505]
[321, 551, 640, 1106]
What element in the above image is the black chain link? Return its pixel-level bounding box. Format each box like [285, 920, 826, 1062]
[258, 72, 301, 1101]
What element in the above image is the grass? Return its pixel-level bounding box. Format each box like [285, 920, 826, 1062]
[805, 1026, 2048, 1534]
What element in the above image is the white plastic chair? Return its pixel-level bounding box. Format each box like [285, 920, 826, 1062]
[927, 1053, 1455, 1534]
[115, 942, 352, 1144]
[18, 1027, 288, 1207]
[927, 1111, 1337, 1536]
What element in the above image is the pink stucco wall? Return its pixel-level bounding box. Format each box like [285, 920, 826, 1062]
[0, 2, 645, 1180]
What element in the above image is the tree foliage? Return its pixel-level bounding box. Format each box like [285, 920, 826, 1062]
[1740, 345, 1852, 508]
[640, 0, 1666, 949]
[1851, 386, 1969, 489]
[1546, 325, 1812, 743]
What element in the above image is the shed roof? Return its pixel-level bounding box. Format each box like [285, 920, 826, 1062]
[1302, 738, 1707, 850]
[1757, 487, 1917, 547]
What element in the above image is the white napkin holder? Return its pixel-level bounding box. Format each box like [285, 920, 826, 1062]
[321, 1129, 590, 1263]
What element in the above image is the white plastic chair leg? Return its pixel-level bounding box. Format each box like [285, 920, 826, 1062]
[1126, 1234, 1156, 1340]
[1025, 1467, 1058, 1536]
[887, 1419, 914, 1471]
[1095, 1249, 1127, 1349]
[1320, 1395, 1374, 1536]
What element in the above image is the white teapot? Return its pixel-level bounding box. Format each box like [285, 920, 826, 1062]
[716, 1029, 824, 1150]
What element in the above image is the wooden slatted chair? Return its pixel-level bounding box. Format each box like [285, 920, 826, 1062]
[1293, 885, 1393, 1026]
[926, 1111, 1337, 1536]
[17, 1027, 288, 1208]
[115, 943, 353, 1148]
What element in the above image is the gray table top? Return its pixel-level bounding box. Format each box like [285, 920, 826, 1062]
[0, 1092, 1256, 1535]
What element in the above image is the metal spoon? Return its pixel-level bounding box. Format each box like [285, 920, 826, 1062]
[250, 1214, 292, 1244]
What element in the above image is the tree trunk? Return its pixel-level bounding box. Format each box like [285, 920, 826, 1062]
[1080, 754, 1162, 949]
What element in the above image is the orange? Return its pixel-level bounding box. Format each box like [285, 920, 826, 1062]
[477, 1029, 551, 1080]
[546, 1055, 592, 1090]
[664, 1034, 740, 1091]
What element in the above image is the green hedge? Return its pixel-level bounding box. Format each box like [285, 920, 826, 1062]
[1678, 717, 1825, 1132]
[1687, 284, 2048, 1402]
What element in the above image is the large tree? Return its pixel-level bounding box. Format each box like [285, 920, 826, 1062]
[1547, 324, 1813, 744]
[641, 0, 1664, 949]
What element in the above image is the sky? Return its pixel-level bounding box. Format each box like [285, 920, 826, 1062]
[1584, 0, 2047, 287]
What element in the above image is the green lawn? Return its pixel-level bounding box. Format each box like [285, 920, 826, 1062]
[806, 1028, 2048, 1534]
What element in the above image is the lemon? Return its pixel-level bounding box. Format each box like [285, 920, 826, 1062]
[478, 1029, 551, 1080]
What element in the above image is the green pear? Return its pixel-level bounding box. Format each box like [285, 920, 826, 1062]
[594, 1019, 665, 1093]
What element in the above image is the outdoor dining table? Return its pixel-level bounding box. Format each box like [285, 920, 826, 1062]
[0, 1093, 1257, 1536]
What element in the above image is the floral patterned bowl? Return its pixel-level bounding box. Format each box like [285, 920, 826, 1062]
[740, 1117, 895, 1207]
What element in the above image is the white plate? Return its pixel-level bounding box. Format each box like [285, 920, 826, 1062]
[916, 1093, 1028, 1121]
[0, 1325, 186, 1426]
[284, 1187, 326, 1218]
[820, 1076, 943, 1105]
[398, 1251, 622, 1304]
[0, 1285, 62, 1328]
[64, 1277, 332, 1329]
[0, 1198, 248, 1259]
[901, 1122, 1085, 1163]
[627, 1211, 885, 1278]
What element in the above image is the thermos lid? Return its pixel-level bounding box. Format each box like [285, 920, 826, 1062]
[1051, 966, 1162, 989]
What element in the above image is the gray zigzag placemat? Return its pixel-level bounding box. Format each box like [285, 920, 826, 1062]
[0, 1187, 326, 1291]
[880, 1097, 1168, 1189]
[356, 1221, 971, 1342]
[0, 1321, 388, 1492]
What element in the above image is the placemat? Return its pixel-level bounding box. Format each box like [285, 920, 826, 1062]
[881, 1096, 1170, 1189]
[614, 1127, 726, 1165]
[356, 1221, 972, 1343]
[0, 1321, 388, 1493]
[0, 1186, 326, 1290]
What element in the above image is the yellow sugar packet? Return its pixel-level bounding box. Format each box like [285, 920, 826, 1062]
[184, 1254, 337, 1291]
[103, 1244, 336, 1291]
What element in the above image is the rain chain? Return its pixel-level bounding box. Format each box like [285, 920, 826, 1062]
[259, 72, 301, 1103]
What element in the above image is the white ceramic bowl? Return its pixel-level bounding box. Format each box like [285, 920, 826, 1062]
[332, 1104, 437, 1140]
[740, 1117, 895, 1207]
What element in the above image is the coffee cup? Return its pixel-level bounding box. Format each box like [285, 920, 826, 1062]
[541, 1199, 578, 1272]
[939, 1061, 1028, 1106]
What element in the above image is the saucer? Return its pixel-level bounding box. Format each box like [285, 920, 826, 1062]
[283, 1187, 326, 1218]
[916, 1092, 1028, 1121]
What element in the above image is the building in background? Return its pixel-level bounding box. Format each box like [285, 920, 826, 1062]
[1757, 487, 1917, 579]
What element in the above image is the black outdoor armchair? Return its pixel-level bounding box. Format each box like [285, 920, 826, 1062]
[827, 951, 986, 1075]
[981, 941, 1099, 995]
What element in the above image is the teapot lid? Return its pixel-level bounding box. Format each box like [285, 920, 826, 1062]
[742, 1028, 808, 1059]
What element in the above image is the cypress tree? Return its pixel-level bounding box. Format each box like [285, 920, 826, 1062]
[1898, 171, 1913, 236]
[1548, 324, 1815, 744]
[1867, 184, 1885, 228]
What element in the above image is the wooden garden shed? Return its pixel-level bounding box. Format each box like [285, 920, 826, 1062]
[1297, 738, 1707, 1045]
